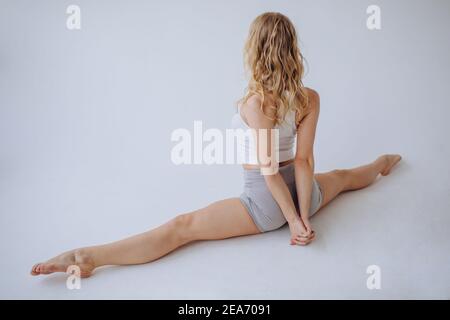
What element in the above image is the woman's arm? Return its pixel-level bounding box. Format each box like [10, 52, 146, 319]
[242, 95, 311, 245]
[263, 172, 314, 245]
[294, 89, 320, 232]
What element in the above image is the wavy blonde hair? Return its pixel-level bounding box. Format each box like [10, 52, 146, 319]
[240, 12, 309, 125]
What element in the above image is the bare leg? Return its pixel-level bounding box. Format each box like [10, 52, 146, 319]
[30, 155, 402, 277]
[314, 154, 402, 210]
[31, 198, 260, 278]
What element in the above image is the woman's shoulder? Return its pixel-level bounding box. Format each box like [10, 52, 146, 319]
[295, 87, 320, 126]
[242, 93, 277, 113]
[240, 94, 276, 128]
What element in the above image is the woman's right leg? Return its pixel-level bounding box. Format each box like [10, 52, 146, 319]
[314, 154, 402, 210]
[31, 198, 260, 277]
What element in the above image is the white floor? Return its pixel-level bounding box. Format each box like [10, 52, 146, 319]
[1, 0, 450, 299]
[1, 153, 450, 299]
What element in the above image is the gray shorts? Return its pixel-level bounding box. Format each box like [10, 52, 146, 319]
[239, 163, 323, 232]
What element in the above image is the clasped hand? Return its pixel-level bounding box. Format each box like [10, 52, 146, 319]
[288, 217, 315, 246]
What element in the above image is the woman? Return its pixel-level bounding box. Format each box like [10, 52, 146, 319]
[30, 12, 401, 278]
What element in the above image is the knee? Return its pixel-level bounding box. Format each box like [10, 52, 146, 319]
[331, 169, 348, 176]
[332, 169, 351, 184]
[169, 213, 195, 243]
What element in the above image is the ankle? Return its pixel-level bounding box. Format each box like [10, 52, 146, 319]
[75, 247, 99, 268]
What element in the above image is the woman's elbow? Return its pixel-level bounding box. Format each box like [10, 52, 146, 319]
[294, 157, 314, 171]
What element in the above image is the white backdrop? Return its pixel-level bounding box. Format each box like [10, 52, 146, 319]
[1, 0, 449, 299]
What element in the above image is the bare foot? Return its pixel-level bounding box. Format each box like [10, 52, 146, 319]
[379, 154, 402, 176]
[30, 249, 95, 278]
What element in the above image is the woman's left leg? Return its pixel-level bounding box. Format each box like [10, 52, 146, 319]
[314, 154, 402, 211]
[31, 198, 260, 277]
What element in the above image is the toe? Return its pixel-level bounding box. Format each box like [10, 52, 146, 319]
[381, 154, 401, 175]
[37, 263, 48, 274]
[31, 263, 41, 275]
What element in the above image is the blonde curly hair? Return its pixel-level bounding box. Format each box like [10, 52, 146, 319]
[240, 12, 309, 125]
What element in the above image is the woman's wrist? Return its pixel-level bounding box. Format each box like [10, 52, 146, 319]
[300, 211, 310, 221]
[287, 214, 301, 225]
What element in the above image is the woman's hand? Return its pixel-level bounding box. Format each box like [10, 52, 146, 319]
[288, 218, 315, 246]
